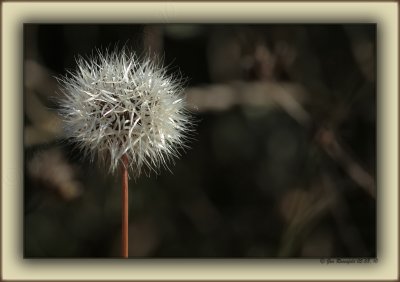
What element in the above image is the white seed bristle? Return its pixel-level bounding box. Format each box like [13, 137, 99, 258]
[57, 48, 193, 177]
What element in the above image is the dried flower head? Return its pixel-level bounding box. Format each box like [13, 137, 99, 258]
[57, 48, 192, 176]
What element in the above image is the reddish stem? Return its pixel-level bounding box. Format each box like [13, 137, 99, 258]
[121, 154, 129, 258]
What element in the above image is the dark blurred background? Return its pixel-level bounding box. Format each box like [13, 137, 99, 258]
[23, 24, 376, 258]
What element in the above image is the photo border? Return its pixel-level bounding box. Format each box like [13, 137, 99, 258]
[1, 1, 398, 281]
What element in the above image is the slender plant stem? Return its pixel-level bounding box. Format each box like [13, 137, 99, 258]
[121, 154, 129, 258]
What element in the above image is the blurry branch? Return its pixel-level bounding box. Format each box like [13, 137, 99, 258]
[25, 90, 62, 133]
[25, 60, 61, 100]
[25, 60, 82, 201]
[278, 187, 333, 256]
[344, 26, 375, 83]
[24, 60, 63, 147]
[316, 129, 375, 198]
[25, 126, 58, 147]
[321, 173, 369, 256]
[28, 148, 83, 200]
[185, 81, 308, 121]
[25, 89, 62, 147]
[279, 172, 370, 257]
[186, 81, 375, 198]
[143, 26, 164, 59]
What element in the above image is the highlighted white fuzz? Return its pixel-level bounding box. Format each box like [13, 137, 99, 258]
[58, 49, 191, 176]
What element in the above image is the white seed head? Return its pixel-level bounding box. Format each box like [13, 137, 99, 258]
[57, 48, 192, 177]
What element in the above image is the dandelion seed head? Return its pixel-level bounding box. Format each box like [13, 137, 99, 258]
[57, 48, 192, 177]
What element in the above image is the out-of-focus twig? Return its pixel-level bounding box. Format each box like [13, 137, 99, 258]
[278, 187, 333, 256]
[25, 60, 60, 100]
[24, 59, 64, 146]
[321, 173, 369, 256]
[25, 126, 58, 147]
[25, 90, 62, 134]
[27, 148, 83, 200]
[143, 26, 164, 58]
[24, 90, 62, 146]
[185, 81, 307, 114]
[186, 81, 375, 198]
[316, 128, 376, 198]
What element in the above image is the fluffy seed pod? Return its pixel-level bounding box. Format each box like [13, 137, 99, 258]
[57, 48, 192, 177]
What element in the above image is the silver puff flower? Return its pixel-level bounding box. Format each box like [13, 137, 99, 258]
[57, 48, 192, 176]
